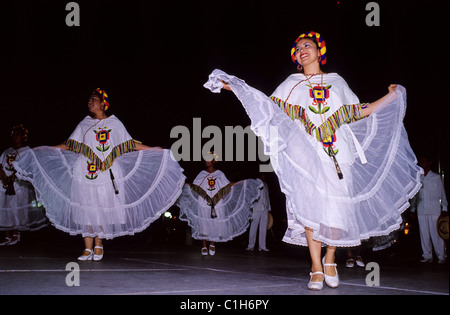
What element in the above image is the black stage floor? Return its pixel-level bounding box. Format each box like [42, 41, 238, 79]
[0, 225, 448, 297]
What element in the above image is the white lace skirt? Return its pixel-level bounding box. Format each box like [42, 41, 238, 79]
[204, 69, 422, 247]
[0, 180, 48, 231]
[13, 147, 186, 239]
[177, 179, 262, 242]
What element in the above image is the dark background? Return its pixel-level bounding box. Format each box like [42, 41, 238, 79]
[1, 1, 449, 231]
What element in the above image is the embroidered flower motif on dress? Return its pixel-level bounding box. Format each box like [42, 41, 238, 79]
[306, 83, 331, 114]
[207, 176, 217, 191]
[322, 133, 338, 156]
[270, 79, 365, 160]
[86, 161, 99, 180]
[5, 153, 17, 171]
[94, 127, 112, 152]
[305, 82, 338, 156]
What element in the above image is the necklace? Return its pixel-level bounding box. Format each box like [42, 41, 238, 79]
[285, 73, 319, 104]
[82, 116, 107, 145]
[305, 74, 328, 133]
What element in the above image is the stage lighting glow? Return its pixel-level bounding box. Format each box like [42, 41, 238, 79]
[163, 211, 172, 219]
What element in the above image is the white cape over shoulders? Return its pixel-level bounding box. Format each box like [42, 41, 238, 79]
[177, 175, 262, 242]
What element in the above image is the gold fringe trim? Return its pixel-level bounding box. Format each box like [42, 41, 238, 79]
[270, 96, 366, 142]
[190, 183, 232, 206]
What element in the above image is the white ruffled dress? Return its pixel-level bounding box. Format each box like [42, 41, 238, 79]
[1, 147, 48, 232]
[204, 69, 422, 247]
[13, 115, 186, 240]
[177, 169, 262, 242]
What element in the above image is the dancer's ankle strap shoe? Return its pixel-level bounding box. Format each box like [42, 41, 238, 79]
[93, 246, 103, 261]
[322, 257, 339, 288]
[78, 248, 93, 261]
[209, 244, 215, 256]
[307, 271, 324, 291]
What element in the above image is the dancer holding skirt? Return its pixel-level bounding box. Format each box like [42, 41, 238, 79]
[1, 124, 48, 246]
[177, 152, 262, 255]
[13, 89, 185, 261]
[204, 31, 422, 290]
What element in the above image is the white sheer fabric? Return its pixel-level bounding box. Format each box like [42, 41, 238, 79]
[1, 147, 48, 231]
[13, 116, 186, 240]
[204, 69, 422, 247]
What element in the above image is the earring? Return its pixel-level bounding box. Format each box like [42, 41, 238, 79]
[297, 65, 303, 71]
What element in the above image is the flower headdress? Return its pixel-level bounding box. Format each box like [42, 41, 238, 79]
[11, 124, 29, 142]
[290, 31, 327, 67]
[204, 150, 220, 162]
[94, 88, 110, 111]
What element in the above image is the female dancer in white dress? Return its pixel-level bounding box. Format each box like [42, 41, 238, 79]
[13, 89, 186, 260]
[177, 152, 262, 255]
[0, 124, 48, 245]
[204, 31, 422, 290]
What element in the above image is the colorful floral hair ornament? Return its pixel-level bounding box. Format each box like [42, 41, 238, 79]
[94, 88, 110, 111]
[204, 150, 220, 162]
[291, 31, 327, 67]
[11, 124, 29, 142]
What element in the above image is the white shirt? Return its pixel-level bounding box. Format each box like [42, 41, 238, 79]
[253, 182, 271, 212]
[412, 171, 448, 215]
